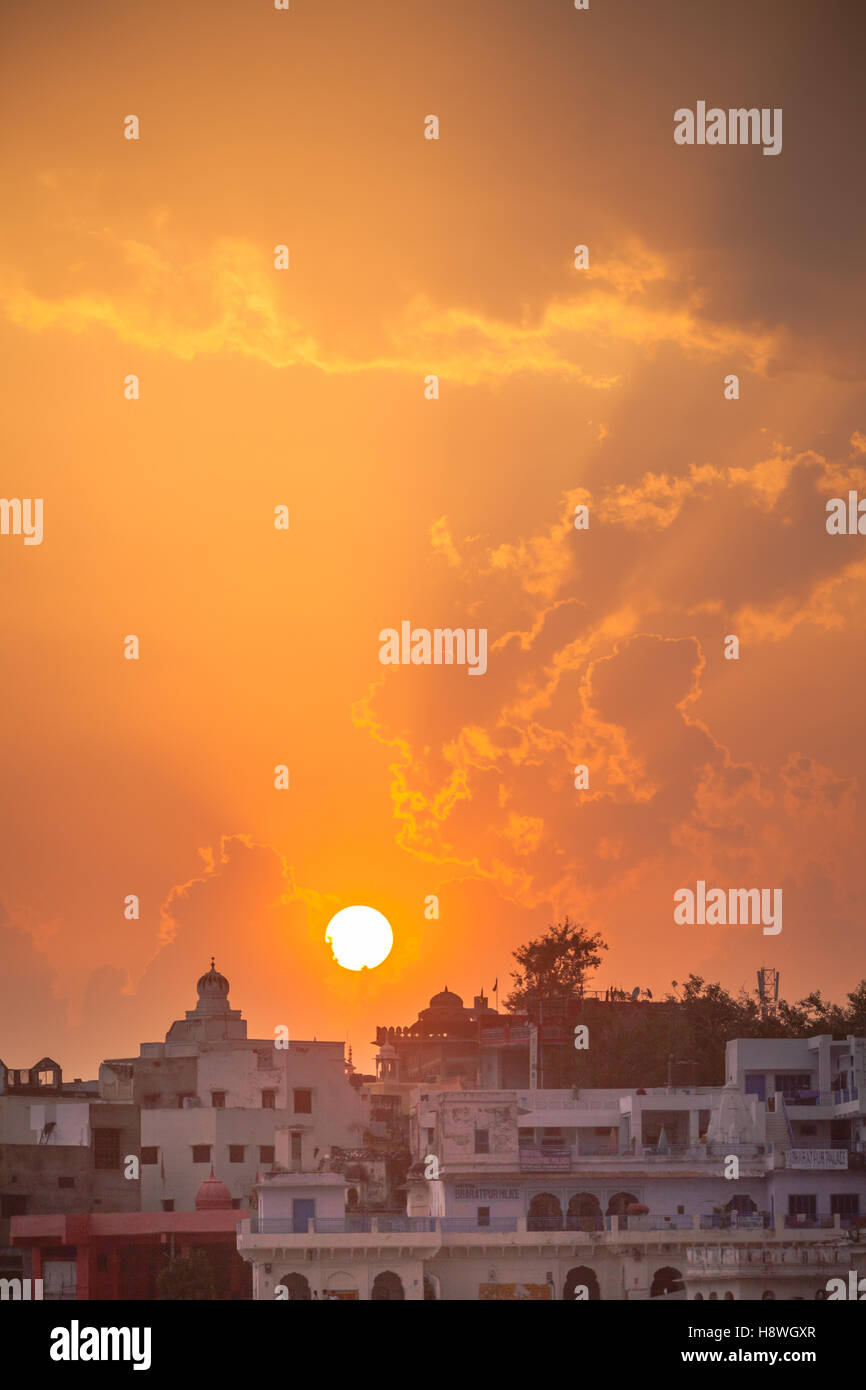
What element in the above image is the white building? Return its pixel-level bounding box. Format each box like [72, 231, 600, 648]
[99, 962, 367, 1213]
[237, 1034, 866, 1299]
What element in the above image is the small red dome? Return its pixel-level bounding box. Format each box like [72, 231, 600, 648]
[194, 1166, 232, 1211]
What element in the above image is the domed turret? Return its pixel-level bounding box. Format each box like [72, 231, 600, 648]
[429, 987, 463, 1009]
[197, 957, 230, 999]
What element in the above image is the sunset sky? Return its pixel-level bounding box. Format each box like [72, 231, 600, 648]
[1, 0, 865, 1076]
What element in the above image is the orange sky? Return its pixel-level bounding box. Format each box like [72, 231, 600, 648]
[1, 0, 865, 1076]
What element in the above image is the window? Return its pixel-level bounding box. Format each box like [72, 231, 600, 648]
[176, 1093, 194, 1109]
[212, 1092, 226, 1109]
[93, 1129, 121, 1170]
[141, 1147, 159, 1166]
[96, 1253, 108, 1273]
[293, 1089, 312, 1114]
[191, 1145, 211, 1164]
[161, 1200, 174, 1212]
[261, 1090, 276, 1109]
[291, 1132, 302, 1163]
[426, 1128, 435, 1149]
[143, 1093, 160, 1108]
[474, 1128, 490, 1154]
[58, 1176, 75, 1189]
[775, 1074, 811, 1096]
[231, 1198, 242, 1210]
[799, 1124, 818, 1137]
[478, 1206, 490, 1228]
[2, 1194, 28, 1217]
[831, 1193, 860, 1218]
[229, 1145, 245, 1164]
[37, 1070, 54, 1086]
[259, 1145, 275, 1164]
[677, 1205, 685, 1215]
[788, 1194, 817, 1218]
[17, 1070, 29, 1084]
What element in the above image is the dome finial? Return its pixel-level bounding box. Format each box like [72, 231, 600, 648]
[210, 955, 215, 970]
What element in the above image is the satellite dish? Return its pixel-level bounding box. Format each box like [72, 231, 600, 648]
[646, 988, 653, 999]
[631, 986, 640, 1000]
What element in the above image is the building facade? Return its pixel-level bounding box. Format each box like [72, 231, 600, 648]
[99, 962, 367, 1214]
[238, 1034, 866, 1300]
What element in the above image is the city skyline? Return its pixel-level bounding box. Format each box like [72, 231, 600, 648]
[2, 0, 865, 1084]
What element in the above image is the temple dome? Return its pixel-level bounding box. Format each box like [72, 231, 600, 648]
[197, 958, 230, 998]
[429, 987, 463, 1009]
[194, 1167, 233, 1211]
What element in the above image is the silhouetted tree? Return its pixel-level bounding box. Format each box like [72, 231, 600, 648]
[506, 917, 607, 1010]
[156, 1248, 215, 1301]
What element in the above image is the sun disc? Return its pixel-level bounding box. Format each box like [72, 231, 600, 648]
[326, 905, 393, 971]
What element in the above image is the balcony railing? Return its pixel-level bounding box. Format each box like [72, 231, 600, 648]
[244, 1216, 441, 1236]
[784, 1087, 860, 1107]
[439, 1217, 519, 1233]
[375, 1217, 437, 1233]
[699, 1213, 771, 1230]
[518, 1147, 571, 1170]
[783, 1214, 836, 1229]
[516, 1142, 768, 1168]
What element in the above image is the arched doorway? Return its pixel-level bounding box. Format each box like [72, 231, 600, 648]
[323, 1271, 358, 1301]
[278, 1271, 311, 1300]
[527, 1193, 563, 1231]
[563, 1265, 601, 1300]
[606, 1191, 639, 1230]
[650, 1266, 685, 1298]
[566, 1193, 602, 1232]
[371, 1270, 405, 1301]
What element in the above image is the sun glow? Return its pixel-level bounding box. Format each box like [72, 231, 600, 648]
[326, 905, 394, 971]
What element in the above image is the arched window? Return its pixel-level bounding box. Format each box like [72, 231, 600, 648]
[566, 1193, 602, 1232]
[527, 1193, 563, 1232]
[606, 1191, 639, 1230]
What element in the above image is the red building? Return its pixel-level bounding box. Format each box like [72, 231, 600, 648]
[11, 1170, 251, 1299]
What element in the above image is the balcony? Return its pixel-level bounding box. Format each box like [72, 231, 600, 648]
[519, 1146, 571, 1171]
[785, 1087, 859, 1107]
[375, 1217, 438, 1233]
[783, 1214, 836, 1229]
[245, 1216, 438, 1236]
[699, 1213, 771, 1230]
[515, 1141, 769, 1170]
[439, 1217, 519, 1233]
